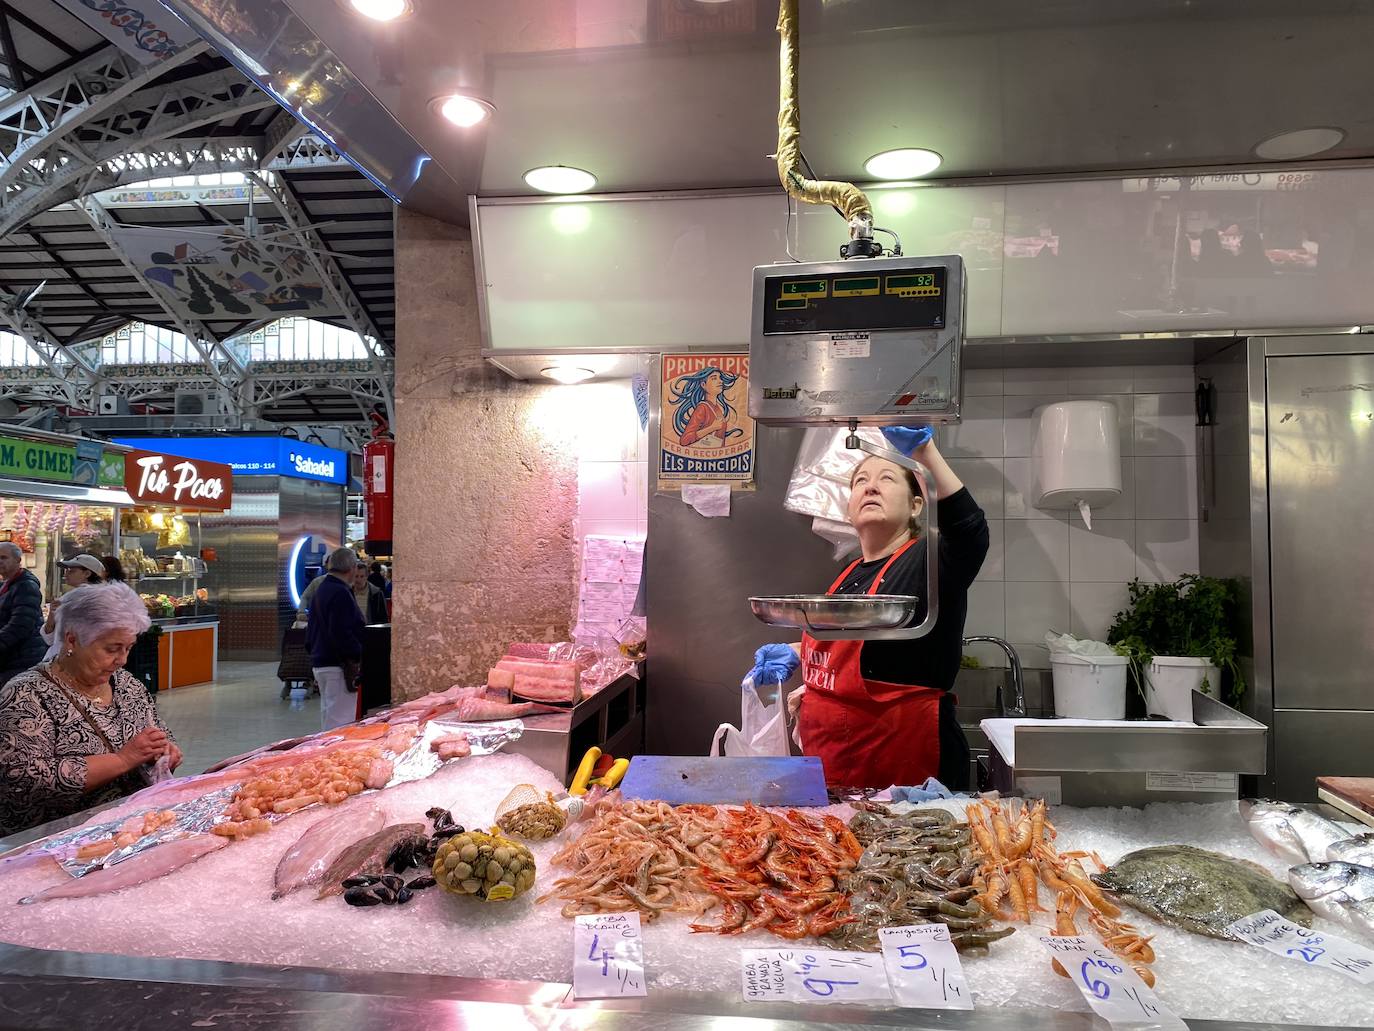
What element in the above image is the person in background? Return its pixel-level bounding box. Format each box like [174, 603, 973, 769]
[41, 555, 106, 662]
[100, 555, 127, 584]
[351, 563, 389, 625]
[0, 541, 47, 688]
[0, 583, 180, 835]
[368, 561, 387, 594]
[307, 548, 364, 730]
[381, 563, 393, 599]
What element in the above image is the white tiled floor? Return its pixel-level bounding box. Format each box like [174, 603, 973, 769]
[156, 661, 320, 775]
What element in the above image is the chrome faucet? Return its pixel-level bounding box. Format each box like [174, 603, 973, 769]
[963, 636, 1025, 717]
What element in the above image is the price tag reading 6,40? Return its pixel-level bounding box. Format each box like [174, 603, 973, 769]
[741, 948, 892, 1005]
[1038, 936, 1186, 1029]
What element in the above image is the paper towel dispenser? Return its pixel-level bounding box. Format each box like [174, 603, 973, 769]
[1032, 401, 1122, 528]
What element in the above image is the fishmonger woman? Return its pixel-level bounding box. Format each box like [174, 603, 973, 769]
[752, 431, 988, 789]
[0, 583, 181, 835]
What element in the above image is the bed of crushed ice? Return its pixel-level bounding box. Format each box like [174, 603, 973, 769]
[0, 751, 1370, 1027]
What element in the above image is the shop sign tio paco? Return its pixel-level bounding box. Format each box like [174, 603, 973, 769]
[125, 450, 234, 511]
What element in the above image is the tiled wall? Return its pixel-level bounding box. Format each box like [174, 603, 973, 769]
[572, 368, 1201, 671]
[573, 381, 649, 539]
[945, 364, 1200, 670]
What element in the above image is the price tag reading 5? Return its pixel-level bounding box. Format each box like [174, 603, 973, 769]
[1039, 935, 1186, 1029]
[879, 925, 973, 1010]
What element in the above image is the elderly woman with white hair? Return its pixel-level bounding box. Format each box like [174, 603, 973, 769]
[0, 582, 181, 835]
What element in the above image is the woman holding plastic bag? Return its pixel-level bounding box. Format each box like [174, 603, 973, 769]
[739, 429, 988, 789]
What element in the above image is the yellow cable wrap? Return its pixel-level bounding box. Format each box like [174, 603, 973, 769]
[775, 0, 872, 234]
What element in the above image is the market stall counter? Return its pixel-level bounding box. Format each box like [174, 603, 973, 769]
[0, 684, 1369, 1030]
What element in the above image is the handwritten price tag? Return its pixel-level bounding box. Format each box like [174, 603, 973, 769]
[742, 948, 891, 1005]
[879, 924, 972, 1010]
[1039, 935, 1185, 1029]
[1226, 909, 1374, 984]
[573, 912, 646, 998]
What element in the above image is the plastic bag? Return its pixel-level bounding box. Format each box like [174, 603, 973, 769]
[1044, 631, 1121, 658]
[710, 676, 791, 757]
[613, 616, 647, 662]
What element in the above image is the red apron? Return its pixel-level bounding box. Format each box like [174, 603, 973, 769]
[796, 539, 944, 788]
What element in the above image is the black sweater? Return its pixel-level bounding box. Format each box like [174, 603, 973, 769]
[306, 573, 364, 669]
[0, 569, 47, 680]
[830, 486, 990, 788]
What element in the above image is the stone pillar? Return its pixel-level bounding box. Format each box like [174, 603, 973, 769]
[390, 207, 577, 700]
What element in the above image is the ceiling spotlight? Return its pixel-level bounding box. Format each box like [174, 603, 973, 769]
[1254, 127, 1345, 161]
[347, 0, 409, 19]
[863, 148, 942, 180]
[524, 165, 597, 194]
[541, 366, 595, 385]
[432, 94, 494, 128]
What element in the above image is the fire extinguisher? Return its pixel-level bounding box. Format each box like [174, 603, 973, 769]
[362, 406, 393, 557]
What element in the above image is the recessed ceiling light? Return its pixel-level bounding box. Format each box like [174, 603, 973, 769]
[864, 148, 942, 180]
[432, 94, 494, 128]
[347, 0, 409, 19]
[1254, 127, 1345, 161]
[541, 366, 595, 385]
[524, 165, 597, 194]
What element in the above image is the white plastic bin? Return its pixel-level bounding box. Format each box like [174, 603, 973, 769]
[1051, 653, 1130, 719]
[1144, 656, 1217, 722]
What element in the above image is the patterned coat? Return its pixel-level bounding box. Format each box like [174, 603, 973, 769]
[0, 665, 175, 836]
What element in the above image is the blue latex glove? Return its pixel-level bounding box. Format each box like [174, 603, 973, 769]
[746, 643, 800, 687]
[881, 425, 934, 455]
[889, 777, 954, 803]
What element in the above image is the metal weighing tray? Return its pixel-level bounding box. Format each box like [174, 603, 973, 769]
[983, 689, 1268, 806]
[750, 594, 918, 632]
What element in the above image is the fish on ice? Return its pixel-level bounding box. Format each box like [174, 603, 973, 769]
[19, 835, 228, 905]
[272, 803, 384, 900]
[1238, 798, 1351, 865]
[1288, 861, 1374, 942]
[316, 823, 425, 899]
[1327, 833, 1374, 867]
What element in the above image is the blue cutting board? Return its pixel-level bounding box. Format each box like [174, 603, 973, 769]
[619, 755, 829, 806]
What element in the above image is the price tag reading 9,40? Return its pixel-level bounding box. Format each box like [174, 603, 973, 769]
[741, 948, 891, 1005]
[1039, 936, 1186, 1029]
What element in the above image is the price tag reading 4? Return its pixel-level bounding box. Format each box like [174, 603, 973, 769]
[573, 913, 647, 999]
[879, 924, 973, 1010]
[1039, 936, 1186, 1029]
[1226, 910, 1374, 984]
[741, 948, 891, 1005]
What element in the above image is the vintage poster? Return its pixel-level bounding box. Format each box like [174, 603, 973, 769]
[658, 353, 755, 489]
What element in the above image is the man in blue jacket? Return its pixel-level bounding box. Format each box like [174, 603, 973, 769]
[0, 542, 47, 688]
[306, 547, 365, 730]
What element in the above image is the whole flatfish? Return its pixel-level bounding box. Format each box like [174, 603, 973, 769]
[19, 835, 228, 905]
[272, 803, 383, 900]
[315, 823, 424, 899]
[1092, 844, 1312, 940]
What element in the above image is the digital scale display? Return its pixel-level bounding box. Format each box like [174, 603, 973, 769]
[762, 267, 948, 334]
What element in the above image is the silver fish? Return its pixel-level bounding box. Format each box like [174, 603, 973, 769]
[1238, 799, 1350, 865]
[1327, 833, 1374, 866]
[19, 834, 227, 904]
[1288, 862, 1374, 942]
[272, 802, 383, 900]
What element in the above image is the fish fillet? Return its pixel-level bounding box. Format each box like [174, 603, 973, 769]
[272, 803, 383, 900]
[19, 835, 228, 904]
[449, 695, 563, 722]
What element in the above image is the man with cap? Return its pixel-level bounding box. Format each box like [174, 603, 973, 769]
[0, 542, 47, 687]
[41, 554, 107, 662]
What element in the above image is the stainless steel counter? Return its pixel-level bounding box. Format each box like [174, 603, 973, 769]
[505, 668, 644, 783]
[0, 940, 1295, 1031]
